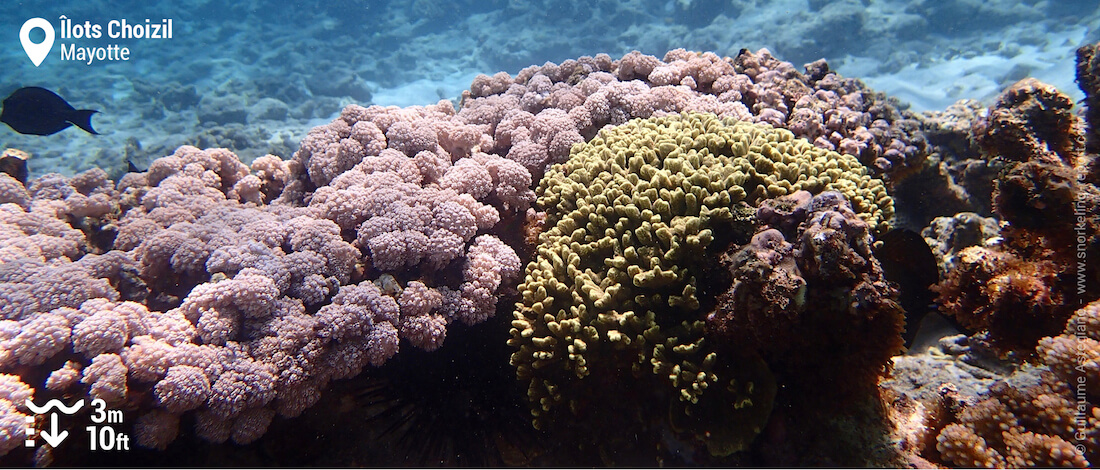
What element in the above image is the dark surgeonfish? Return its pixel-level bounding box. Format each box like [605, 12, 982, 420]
[875, 228, 940, 348]
[0, 87, 99, 136]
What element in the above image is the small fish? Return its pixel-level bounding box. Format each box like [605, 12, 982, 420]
[0, 87, 99, 136]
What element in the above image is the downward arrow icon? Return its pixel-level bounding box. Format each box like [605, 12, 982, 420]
[39, 413, 68, 448]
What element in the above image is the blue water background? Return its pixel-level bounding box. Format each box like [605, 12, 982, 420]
[1, 0, 1097, 177]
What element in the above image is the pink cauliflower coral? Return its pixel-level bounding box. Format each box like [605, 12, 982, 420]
[397, 281, 447, 351]
[315, 280, 398, 341]
[364, 320, 400, 367]
[3, 311, 69, 367]
[469, 153, 535, 211]
[174, 268, 281, 345]
[456, 235, 521, 325]
[398, 281, 443, 317]
[0, 399, 26, 457]
[45, 360, 81, 391]
[248, 154, 291, 203]
[205, 346, 277, 419]
[27, 168, 117, 220]
[439, 157, 494, 199]
[301, 125, 379, 188]
[386, 120, 440, 157]
[82, 353, 128, 405]
[0, 373, 33, 408]
[0, 173, 29, 209]
[0, 202, 85, 262]
[154, 365, 212, 413]
[134, 409, 180, 451]
[122, 335, 177, 382]
[399, 313, 448, 352]
[0, 374, 33, 457]
[248, 302, 324, 390]
[451, 48, 926, 184]
[72, 301, 132, 358]
[146, 146, 251, 191]
[229, 407, 276, 445]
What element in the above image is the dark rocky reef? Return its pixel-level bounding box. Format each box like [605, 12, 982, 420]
[933, 74, 1100, 352]
[706, 190, 906, 465]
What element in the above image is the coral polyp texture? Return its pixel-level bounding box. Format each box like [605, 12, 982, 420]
[508, 111, 893, 454]
[0, 374, 34, 456]
[457, 48, 927, 183]
[932, 301, 1100, 468]
[0, 100, 528, 457]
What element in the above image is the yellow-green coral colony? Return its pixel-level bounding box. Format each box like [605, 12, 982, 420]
[509, 112, 893, 428]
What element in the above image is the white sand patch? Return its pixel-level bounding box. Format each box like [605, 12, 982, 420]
[368, 71, 481, 108]
[838, 26, 1090, 111]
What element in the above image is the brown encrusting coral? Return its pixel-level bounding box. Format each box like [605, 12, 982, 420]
[1077, 42, 1100, 155]
[933, 246, 1066, 351]
[898, 43, 1100, 470]
[704, 190, 906, 465]
[709, 190, 905, 401]
[971, 78, 1083, 165]
[933, 74, 1100, 352]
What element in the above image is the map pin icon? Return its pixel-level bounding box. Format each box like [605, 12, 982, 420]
[20, 18, 54, 67]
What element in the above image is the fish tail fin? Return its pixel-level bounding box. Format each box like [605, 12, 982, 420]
[68, 109, 99, 135]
